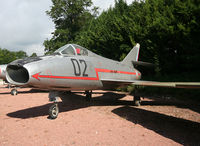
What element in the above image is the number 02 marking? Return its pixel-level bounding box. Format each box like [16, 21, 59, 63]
[71, 59, 88, 77]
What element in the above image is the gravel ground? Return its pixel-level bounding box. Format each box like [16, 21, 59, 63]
[0, 86, 200, 146]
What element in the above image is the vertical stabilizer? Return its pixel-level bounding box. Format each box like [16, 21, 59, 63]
[121, 43, 140, 65]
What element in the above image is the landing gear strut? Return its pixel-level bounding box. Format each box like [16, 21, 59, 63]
[133, 85, 141, 106]
[134, 96, 141, 106]
[85, 90, 92, 101]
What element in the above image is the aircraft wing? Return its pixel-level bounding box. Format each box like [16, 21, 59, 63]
[101, 79, 200, 89]
[132, 81, 200, 89]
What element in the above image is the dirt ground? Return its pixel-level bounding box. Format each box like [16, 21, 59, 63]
[0, 86, 200, 146]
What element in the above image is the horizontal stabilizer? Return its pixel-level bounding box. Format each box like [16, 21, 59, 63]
[132, 61, 154, 67]
[101, 79, 200, 89]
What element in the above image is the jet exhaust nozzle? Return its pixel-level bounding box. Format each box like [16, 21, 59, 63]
[6, 65, 29, 85]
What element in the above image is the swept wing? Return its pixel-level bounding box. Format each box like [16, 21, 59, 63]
[101, 79, 200, 89]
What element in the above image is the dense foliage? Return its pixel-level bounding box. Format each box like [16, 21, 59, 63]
[0, 48, 27, 64]
[44, 0, 98, 54]
[45, 0, 200, 81]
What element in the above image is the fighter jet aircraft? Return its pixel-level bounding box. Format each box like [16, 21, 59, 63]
[0, 64, 20, 95]
[0, 64, 7, 81]
[5, 43, 200, 119]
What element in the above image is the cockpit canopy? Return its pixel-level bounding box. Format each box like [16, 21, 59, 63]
[53, 44, 88, 56]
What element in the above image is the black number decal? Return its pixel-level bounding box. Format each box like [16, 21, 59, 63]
[79, 59, 88, 77]
[71, 59, 88, 77]
[71, 59, 81, 76]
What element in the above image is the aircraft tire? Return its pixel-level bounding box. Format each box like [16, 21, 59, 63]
[134, 100, 141, 106]
[49, 103, 59, 119]
[134, 96, 141, 106]
[11, 89, 18, 96]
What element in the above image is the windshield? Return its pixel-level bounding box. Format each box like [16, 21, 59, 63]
[53, 44, 75, 56]
[52, 44, 89, 56]
[73, 44, 88, 56]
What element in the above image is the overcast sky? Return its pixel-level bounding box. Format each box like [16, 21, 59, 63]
[0, 0, 134, 56]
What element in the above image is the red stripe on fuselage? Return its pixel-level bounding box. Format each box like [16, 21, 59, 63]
[32, 68, 136, 81]
[95, 68, 136, 75]
[38, 75, 98, 80]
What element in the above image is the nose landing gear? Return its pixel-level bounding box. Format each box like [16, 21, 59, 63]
[48, 91, 60, 119]
[48, 90, 93, 119]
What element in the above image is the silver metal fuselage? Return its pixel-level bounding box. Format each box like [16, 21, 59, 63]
[6, 44, 141, 91]
[0, 64, 7, 80]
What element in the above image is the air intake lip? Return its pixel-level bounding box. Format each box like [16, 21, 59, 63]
[9, 56, 42, 66]
[6, 65, 29, 85]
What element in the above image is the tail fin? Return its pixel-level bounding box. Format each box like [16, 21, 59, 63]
[121, 43, 154, 67]
[121, 43, 140, 64]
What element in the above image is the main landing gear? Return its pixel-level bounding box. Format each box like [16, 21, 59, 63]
[133, 85, 142, 106]
[133, 96, 141, 106]
[85, 90, 92, 101]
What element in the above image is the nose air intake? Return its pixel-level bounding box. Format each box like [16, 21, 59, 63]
[6, 65, 29, 85]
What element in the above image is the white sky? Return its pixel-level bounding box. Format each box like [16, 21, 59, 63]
[0, 0, 135, 56]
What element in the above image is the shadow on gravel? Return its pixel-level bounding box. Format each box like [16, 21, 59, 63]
[0, 92, 12, 95]
[7, 103, 52, 119]
[112, 106, 200, 145]
[0, 89, 48, 95]
[141, 96, 200, 114]
[7, 92, 127, 119]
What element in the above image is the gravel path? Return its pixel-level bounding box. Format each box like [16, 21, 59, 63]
[0, 87, 200, 146]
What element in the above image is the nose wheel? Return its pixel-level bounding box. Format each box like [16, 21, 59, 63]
[48, 103, 59, 119]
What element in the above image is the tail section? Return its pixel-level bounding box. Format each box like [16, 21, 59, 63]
[121, 43, 140, 65]
[121, 43, 154, 67]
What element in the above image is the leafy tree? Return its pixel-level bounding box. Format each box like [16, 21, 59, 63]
[0, 48, 27, 64]
[45, 0, 200, 81]
[75, 0, 200, 80]
[75, 0, 131, 60]
[15, 51, 27, 59]
[30, 53, 37, 57]
[137, 0, 200, 78]
[44, 0, 98, 54]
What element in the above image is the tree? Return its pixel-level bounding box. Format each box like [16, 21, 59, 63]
[45, 0, 200, 81]
[75, 0, 131, 60]
[30, 53, 37, 57]
[15, 51, 27, 59]
[75, 0, 200, 79]
[0, 48, 27, 64]
[44, 0, 98, 54]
